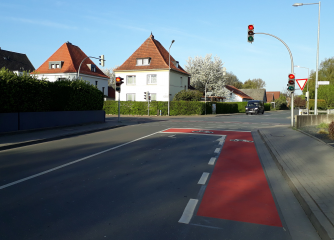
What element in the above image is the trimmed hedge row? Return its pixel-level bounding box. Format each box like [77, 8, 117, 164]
[264, 103, 271, 111]
[0, 68, 104, 113]
[308, 99, 327, 110]
[103, 101, 246, 115]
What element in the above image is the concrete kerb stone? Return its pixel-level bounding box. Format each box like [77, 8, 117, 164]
[258, 129, 334, 240]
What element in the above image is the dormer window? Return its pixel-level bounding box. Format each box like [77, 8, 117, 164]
[136, 58, 151, 66]
[172, 61, 179, 68]
[49, 61, 63, 69]
[87, 64, 97, 72]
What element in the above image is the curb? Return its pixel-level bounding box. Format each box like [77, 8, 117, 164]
[258, 129, 334, 240]
[295, 128, 334, 149]
[0, 125, 125, 151]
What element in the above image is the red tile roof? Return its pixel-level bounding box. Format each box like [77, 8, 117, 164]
[225, 85, 253, 100]
[115, 34, 190, 75]
[31, 42, 108, 79]
[266, 91, 280, 100]
[266, 93, 274, 102]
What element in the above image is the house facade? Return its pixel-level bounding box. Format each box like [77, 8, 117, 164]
[114, 34, 190, 102]
[31, 42, 109, 96]
[0, 48, 35, 74]
[224, 85, 253, 102]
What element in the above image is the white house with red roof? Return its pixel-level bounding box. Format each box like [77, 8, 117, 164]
[224, 85, 253, 102]
[114, 34, 190, 102]
[31, 42, 109, 96]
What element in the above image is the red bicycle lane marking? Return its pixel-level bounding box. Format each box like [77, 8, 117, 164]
[197, 131, 282, 227]
[161, 128, 282, 227]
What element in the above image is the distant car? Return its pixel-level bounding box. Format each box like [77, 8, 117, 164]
[245, 100, 264, 115]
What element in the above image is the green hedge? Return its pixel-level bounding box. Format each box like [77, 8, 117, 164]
[104, 101, 243, 115]
[0, 68, 104, 113]
[264, 103, 271, 111]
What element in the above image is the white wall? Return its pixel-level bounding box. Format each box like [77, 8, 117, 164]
[224, 92, 243, 102]
[33, 73, 109, 96]
[114, 70, 189, 102]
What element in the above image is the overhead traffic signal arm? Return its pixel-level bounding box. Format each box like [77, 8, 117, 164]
[99, 55, 105, 67]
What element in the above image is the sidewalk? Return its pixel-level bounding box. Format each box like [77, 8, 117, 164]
[259, 127, 334, 240]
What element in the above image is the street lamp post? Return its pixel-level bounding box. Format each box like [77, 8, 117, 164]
[294, 65, 310, 113]
[168, 40, 175, 116]
[293, 2, 321, 115]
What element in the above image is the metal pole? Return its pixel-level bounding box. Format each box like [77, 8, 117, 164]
[148, 91, 150, 116]
[77, 56, 104, 79]
[256, 32, 294, 126]
[118, 91, 120, 122]
[205, 82, 207, 115]
[314, 1, 321, 115]
[307, 68, 309, 114]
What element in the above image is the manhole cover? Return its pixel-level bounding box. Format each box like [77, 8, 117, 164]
[230, 139, 254, 143]
[192, 130, 214, 134]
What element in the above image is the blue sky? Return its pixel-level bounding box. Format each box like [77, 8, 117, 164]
[1, 0, 333, 95]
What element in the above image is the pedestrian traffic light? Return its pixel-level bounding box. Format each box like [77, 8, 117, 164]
[287, 73, 295, 92]
[248, 25, 254, 43]
[115, 77, 124, 92]
[99, 55, 105, 67]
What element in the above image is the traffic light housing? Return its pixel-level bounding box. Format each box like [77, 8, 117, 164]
[287, 73, 295, 92]
[144, 91, 150, 101]
[99, 55, 105, 67]
[144, 92, 147, 100]
[115, 77, 124, 92]
[248, 25, 254, 43]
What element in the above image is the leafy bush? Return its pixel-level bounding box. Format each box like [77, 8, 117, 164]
[274, 95, 289, 110]
[264, 103, 271, 111]
[173, 89, 203, 101]
[309, 99, 327, 110]
[0, 68, 104, 113]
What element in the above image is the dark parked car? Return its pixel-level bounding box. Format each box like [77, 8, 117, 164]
[245, 100, 264, 115]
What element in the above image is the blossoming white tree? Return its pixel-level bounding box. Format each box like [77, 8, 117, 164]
[185, 54, 229, 98]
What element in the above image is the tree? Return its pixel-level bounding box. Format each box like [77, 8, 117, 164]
[101, 66, 119, 86]
[294, 95, 306, 108]
[185, 54, 229, 98]
[242, 78, 266, 89]
[303, 57, 334, 108]
[225, 72, 243, 89]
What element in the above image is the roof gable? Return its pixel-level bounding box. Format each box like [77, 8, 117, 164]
[225, 85, 253, 99]
[239, 89, 267, 102]
[267, 91, 280, 100]
[115, 34, 189, 75]
[0, 49, 35, 72]
[32, 42, 108, 78]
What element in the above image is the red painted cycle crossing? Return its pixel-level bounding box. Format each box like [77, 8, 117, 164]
[162, 128, 282, 227]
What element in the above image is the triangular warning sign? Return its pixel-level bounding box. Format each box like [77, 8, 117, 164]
[296, 79, 308, 91]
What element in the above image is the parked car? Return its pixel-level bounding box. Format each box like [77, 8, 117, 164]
[245, 100, 264, 115]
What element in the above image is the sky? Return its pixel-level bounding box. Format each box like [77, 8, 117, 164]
[1, 0, 333, 95]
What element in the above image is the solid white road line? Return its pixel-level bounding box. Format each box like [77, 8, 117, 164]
[208, 157, 216, 165]
[198, 172, 210, 185]
[178, 199, 198, 224]
[0, 129, 170, 190]
[214, 148, 221, 153]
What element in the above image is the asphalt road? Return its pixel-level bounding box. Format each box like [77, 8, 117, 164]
[0, 110, 320, 240]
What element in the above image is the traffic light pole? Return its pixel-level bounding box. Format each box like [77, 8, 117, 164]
[118, 90, 120, 122]
[255, 32, 294, 127]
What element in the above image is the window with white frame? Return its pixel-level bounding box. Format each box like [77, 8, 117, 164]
[147, 74, 157, 84]
[150, 93, 157, 101]
[136, 58, 151, 66]
[127, 75, 136, 85]
[126, 93, 136, 101]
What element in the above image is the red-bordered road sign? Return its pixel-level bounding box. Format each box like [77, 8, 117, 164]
[296, 78, 308, 91]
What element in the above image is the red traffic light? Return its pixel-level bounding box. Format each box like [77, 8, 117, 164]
[288, 74, 295, 79]
[248, 25, 254, 31]
[116, 77, 121, 82]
